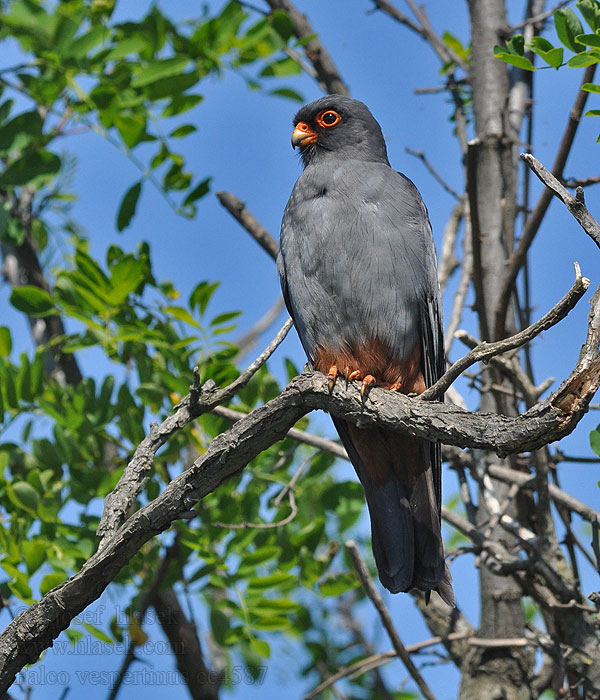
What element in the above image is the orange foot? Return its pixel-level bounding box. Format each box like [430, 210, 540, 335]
[361, 374, 376, 400]
[327, 365, 338, 392]
[389, 380, 403, 392]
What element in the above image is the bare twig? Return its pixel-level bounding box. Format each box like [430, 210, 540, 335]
[437, 201, 463, 293]
[563, 175, 600, 189]
[345, 540, 439, 700]
[422, 263, 589, 400]
[303, 632, 472, 700]
[405, 148, 462, 200]
[216, 191, 279, 260]
[520, 154, 600, 249]
[444, 213, 473, 352]
[494, 65, 597, 340]
[510, 0, 573, 31]
[213, 490, 298, 529]
[487, 463, 600, 525]
[234, 297, 286, 361]
[372, 0, 469, 72]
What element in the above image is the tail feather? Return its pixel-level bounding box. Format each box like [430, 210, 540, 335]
[332, 416, 454, 605]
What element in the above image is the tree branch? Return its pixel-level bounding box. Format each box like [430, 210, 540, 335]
[345, 540, 439, 700]
[263, 0, 349, 95]
[422, 263, 590, 400]
[97, 318, 293, 542]
[493, 65, 597, 340]
[520, 154, 600, 249]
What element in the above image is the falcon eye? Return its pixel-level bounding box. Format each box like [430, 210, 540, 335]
[316, 110, 341, 128]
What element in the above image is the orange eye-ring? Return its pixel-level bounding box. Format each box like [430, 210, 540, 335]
[316, 110, 341, 128]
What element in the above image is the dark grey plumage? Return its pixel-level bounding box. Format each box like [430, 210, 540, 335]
[277, 95, 453, 605]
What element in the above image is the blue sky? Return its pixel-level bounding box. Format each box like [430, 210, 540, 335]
[3, 1, 600, 698]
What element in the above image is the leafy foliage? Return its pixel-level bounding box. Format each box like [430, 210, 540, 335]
[0, 1, 390, 694]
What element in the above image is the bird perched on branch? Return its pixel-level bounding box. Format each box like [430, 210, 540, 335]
[277, 95, 454, 606]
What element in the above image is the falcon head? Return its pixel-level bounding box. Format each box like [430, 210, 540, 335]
[291, 95, 389, 167]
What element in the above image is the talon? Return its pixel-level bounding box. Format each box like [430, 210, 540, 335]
[389, 381, 403, 392]
[361, 375, 376, 400]
[347, 369, 362, 382]
[327, 365, 338, 392]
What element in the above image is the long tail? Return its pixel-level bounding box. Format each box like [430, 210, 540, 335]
[332, 417, 454, 606]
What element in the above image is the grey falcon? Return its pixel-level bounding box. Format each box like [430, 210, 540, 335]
[277, 95, 454, 606]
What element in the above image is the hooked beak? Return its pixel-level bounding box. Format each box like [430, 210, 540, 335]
[291, 121, 318, 149]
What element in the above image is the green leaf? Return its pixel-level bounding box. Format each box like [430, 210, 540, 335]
[539, 47, 564, 68]
[163, 305, 201, 328]
[189, 280, 219, 314]
[260, 56, 301, 77]
[506, 34, 525, 55]
[575, 32, 600, 47]
[585, 109, 600, 115]
[105, 37, 147, 61]
[590, 427, 600, 456]
[8, 481, 39, 512]
[578, 0, 600, 32]
[270, 10, 294, 41]
[567, 51, 600, 67]
[131, 57, 191, 88]
[493, 47, 535, 71]
[40, 572, 68, 595]
[116, 181, 142, 232]
[22, 540, 46, 575]
[582, 82, 600, 92]
[108, 257, 147, 303]
[318, 572, 359, 597]
[68, 25, 109, 59]
[247, 572, 295, 590]
[241, 546, 281, 566]
[529, 38, 564, 68]
[248, 638, 270, 658]
[114, 114, 146, 149]
[269, 87, 304, 102]
[169, 124, 197, 138]
[0, 110, 43, 153]
[183, 177, 211, 206]
[252, 616, 291, 631]
[16, 352, 31, 402]
[210, 608, 230, 645]
[80, 621, 113, 644]
[145, 71, 201, 100]
[1, 367, 18, 409]
[555, 8, 585, 52]
[0, 150, 61, 187]
[10, 286, 55, 316]
[529, 36, 555, 52]
[0, 327, 12, 357]
[0, 99, 14, 125]
[442, 30, 469, 60]
[161, 94, 203, 117]
[210, 310, 241, 327]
